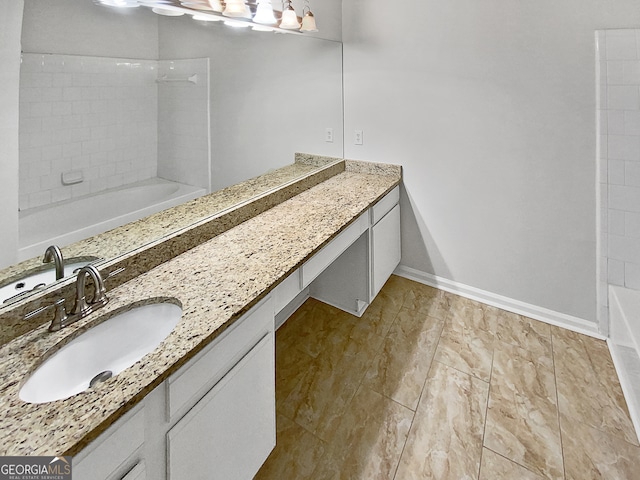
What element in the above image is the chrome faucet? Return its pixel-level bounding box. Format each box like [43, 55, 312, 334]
[43, 265, 108, 332]
[43, 245, 64, 280]
[70, 265, 108, 317]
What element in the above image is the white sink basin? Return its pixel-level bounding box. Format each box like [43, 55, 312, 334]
[0, 260, 98, 304]
[19, 302, 182, 404]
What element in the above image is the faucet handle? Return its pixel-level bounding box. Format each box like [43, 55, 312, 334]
[48, 298, 69, 332]
[24, 298, 69, 332]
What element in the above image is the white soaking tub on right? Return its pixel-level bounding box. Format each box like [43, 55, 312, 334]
[608, 285, 640, 437]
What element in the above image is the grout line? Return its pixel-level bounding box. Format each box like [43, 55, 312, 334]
[550, 331, 568, 479]
[477, 320, 496, 480]
[391, 299, 448, 480]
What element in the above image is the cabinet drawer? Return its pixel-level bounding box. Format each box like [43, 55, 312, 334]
[167, 333, 276, 480]
[273, 269, 302, 314]
[302, 212, 369, 288]
[167, 295, 273, 421]
[73, 406, 144, 480]
[371, 186, 399, 225]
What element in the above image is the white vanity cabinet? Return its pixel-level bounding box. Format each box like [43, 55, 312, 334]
[73, 405, 145, 480]
[300, 186, 401, 318]
[166, 296, 275, 480]
[167, 332, 274, 479]
[72, 296, 275, 480]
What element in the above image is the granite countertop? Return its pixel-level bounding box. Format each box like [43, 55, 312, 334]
[0, 161, 401, 457]
[0, 156, 334, 287]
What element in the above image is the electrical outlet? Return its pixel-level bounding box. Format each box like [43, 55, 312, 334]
[325, 128, 334, 143]
[355, 130, 363, 145]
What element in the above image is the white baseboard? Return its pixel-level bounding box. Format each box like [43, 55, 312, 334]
[394, 265, 603, 339]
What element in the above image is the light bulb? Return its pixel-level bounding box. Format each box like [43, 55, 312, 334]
[279, 5, 300, 29]
[253, 0, 277, 25]
[223, 0, 250, 18]
[300, 10, 317, 32]
[208, 0, 223, 11]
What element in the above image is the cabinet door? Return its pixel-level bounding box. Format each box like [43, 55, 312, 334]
[167, 333, 276, 480]
[371, 204, 401, 298]
[73, 406, 144, 480]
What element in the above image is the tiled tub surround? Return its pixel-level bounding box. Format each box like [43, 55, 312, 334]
[597, 30, 640, 316]
[157, 58, 210, 192]
[0, 155, 344, 345]
[19, 54, 158, 210]
[0, 162, 401, 456]
[19, 54, 210, 210]
[596, 30, 640, 436]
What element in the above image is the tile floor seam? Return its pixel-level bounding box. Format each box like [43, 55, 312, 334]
[550, 331, 567, 480]
[483, 446, 546, 479]
[391, 334, 441, 480]
[478, 335, 496, 480]
[308, 305, 406, 479]
[551, 332, 567, 479]
[391, 311, 448, 480]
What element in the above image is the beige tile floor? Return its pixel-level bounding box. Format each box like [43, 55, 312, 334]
[255, 275, 640, 479]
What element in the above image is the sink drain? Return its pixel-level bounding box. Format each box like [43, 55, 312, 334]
[89, 370, 113, 388]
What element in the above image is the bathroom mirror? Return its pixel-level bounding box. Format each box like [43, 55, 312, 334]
[0, 0, 343, 309]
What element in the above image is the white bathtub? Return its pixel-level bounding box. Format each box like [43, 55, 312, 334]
[608, 285, 640, 436]
[18, 178, 206, 261]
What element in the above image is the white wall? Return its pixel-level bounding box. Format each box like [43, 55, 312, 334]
[21, 0, 158, 59]
[343, 0, 640, 325]
[0, 1, 24, 269]
[158, 17, 343, 191]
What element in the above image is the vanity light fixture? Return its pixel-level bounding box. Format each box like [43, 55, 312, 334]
[253, 0, 277, 25]
[279, 0, 301, 30]
[94, 0, 319, 34]
[223, 0, 251, 18]
[207, 0, 223, 11]
[300, 4, 317, 32]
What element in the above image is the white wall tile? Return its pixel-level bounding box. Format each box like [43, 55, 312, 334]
[606, 31, 638, 60]
[608, 110, 624, 134]
[608, 257, 626, 285]
[609, 159, 626, 184]
[626, 212, 640, 237]
[625, 262, 640, 289]
[610, 184, 640, 212]
[609, 234, 640, 263]
[608, 86, 639, 109]
[609, 209, 626, 235]
[624, 110, 640, 134]
[625, 161, 640, 186]
[608, 134, 640, 160]
[607, 61, 625, 84]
